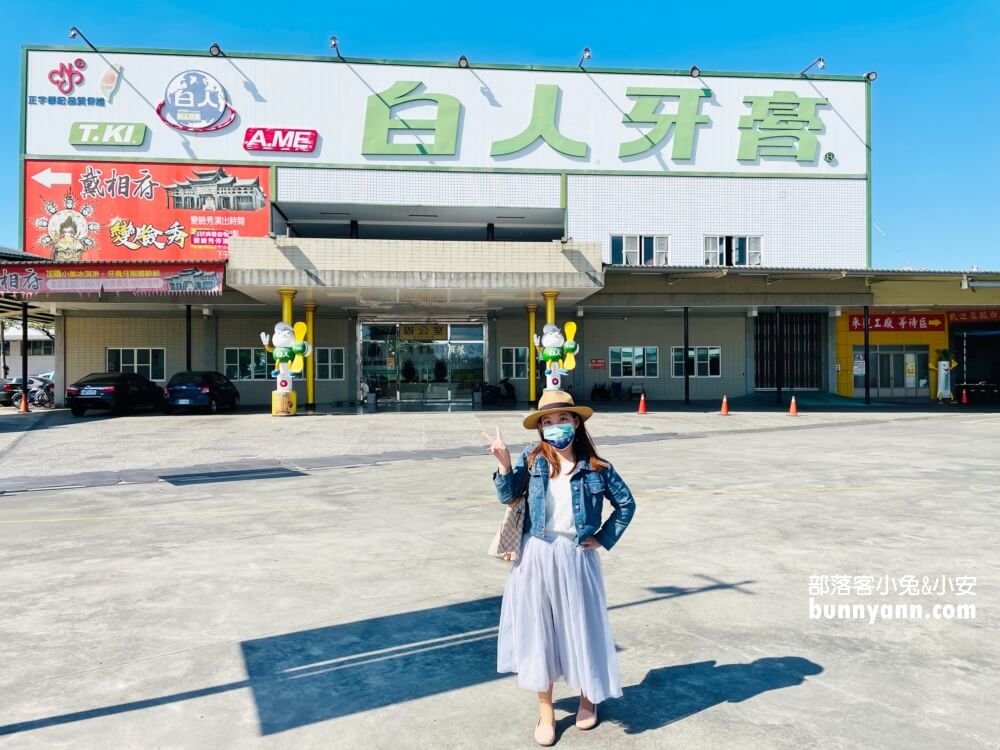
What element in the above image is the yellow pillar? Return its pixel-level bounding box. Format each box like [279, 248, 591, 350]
[277, 288, 296, 324]
[542, 290, 559, 325]
[527, 304, 538, 403]
[273, 289, 298, 416]
[303, 303, 317, 411]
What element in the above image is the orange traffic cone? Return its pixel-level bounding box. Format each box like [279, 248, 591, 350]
[961, 389, 968, 405]
[19, 391, 30, 413]
[720, 395, 729, 415]
[638, 392, 648, 414]
[788, 395, 798, 417]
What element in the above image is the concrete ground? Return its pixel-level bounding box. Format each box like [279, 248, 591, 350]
[0, 405, 997, 749]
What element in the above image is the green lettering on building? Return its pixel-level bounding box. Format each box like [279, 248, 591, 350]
[618, 87, 712, 159]
[69, 122, 147, 146]
[490, 85, 588, 158]
[737, 90, 829, 162]
[361, 81, 461, 156]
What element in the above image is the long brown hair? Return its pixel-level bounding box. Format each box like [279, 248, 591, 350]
[527, 416, 609, 477]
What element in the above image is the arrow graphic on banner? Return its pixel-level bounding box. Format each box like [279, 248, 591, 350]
[928, 319, 943, 327]
[31, 167, 72, 188]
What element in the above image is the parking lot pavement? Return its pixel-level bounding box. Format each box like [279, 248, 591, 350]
[0, 402, 973, 486]
[0, 410, 998, 748]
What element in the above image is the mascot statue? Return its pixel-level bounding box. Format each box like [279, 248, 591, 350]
[534, 321, 579, 391]
[260, 321, 312, 416]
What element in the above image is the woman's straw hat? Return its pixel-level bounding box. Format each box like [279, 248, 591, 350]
[522, 389, 594, 429]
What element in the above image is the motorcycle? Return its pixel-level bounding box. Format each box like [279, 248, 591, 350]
[481, 377, 517, 405]
[29, 381, 55, 408]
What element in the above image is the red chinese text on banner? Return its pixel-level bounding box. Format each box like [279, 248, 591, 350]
[847, 313, 946, 332]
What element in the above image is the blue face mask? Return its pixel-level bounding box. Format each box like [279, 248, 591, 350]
[541, 423, 575, 449]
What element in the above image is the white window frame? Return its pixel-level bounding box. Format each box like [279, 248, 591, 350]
[106, 347, 167, 382]
[703, 235, 763, 267]
[610, 234, 670, 267]
[671, 346, 723, 378]
[314, 347, 346, 381]
[224, 347, 273, 381]
[500, 346, 529, 379]
[609, 346, 659, 379]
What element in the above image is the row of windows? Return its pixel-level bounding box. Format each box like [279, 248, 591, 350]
[224, 347, 344, 381]
[500, 346, 723, 379]
[97, 347, 346, 382]
[1, 340, 55, 356]
[609, 234, 763, 268]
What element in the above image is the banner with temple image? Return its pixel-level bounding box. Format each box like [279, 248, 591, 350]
[24, 160, 270, 262]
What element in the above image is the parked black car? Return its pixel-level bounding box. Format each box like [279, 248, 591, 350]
[66, 372, 166, 417]
[164, 371, 240, 414]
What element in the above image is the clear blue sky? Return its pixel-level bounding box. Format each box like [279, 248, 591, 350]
[3, 0, 998, 270]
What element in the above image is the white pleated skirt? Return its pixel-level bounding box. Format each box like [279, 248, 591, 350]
[497, 532, 622, 704]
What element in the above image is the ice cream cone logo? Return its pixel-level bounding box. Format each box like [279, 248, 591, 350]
[100, 65, 123, 103]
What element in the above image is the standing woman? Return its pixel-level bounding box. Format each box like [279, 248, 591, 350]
[484, 390, 636, 746]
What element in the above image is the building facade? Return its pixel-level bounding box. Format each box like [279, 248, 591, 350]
[5, 45, 997, 406]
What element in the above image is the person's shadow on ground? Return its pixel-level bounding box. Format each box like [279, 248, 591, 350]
[554, 656, 822, 735]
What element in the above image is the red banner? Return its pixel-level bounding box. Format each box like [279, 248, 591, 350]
[947, 309, 1000, 324]
[24, 160, 270, 262]
[848, 313, 945, 332]
[589, 358, 607, 369]
[0, 262, 224, 295]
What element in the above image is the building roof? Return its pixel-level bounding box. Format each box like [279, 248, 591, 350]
[605, 265, 1000, 281]
[164, 167, 261, 190]
[0, 325, 52, 340]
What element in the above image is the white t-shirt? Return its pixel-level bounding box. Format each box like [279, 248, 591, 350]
[544, 457, 577, 540]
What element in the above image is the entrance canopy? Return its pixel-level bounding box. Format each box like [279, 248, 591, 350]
[225, 237, 604, 315]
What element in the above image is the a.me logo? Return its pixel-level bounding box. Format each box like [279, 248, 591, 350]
[156, 70, 237, 132]
[243, 127, 318, 153]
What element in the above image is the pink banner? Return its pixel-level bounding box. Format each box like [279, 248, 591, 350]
[0, 262, 224, 295]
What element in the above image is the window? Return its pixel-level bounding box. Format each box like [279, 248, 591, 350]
[224, 347, 274, 380]
[315, 347, 345, 380]
[671, 346, 722, 378]
[28, 340, 54, 356]
[704, 236, 762, 267]
[106, 347, 166, 381]
[501, 346, 529, 379]
[609, 346, 658, 378]
[610, 235, 669, 266]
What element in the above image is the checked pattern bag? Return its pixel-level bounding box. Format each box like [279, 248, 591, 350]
[488, 498, 526, 562]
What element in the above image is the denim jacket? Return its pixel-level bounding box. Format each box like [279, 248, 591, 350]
[494, 445, 636, 550]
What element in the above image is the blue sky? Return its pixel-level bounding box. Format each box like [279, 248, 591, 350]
[3, 0, 998, 270]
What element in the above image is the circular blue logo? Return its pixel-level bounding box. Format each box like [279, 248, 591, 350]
[158, 70, 236, 132]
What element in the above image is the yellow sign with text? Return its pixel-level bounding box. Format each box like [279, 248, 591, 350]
[399, 324, 448, 341]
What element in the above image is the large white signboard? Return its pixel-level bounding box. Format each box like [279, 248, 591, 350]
[24, 49, 868, 175]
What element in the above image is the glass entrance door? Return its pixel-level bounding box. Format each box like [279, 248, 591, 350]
[361, 323, 485, 401]
[397, 341, 450, 400]
[853, 345, 930, 399]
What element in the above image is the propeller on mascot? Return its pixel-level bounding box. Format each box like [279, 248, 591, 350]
[562, 321, 579, 371]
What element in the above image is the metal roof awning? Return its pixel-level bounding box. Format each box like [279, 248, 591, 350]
[226, 237, 605, 314]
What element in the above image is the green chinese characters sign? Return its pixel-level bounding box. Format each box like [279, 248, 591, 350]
[361, 81, 833, 165]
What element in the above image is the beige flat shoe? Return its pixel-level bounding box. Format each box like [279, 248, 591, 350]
[534, 715, 556, 746]
[576, 702, 598, 730]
